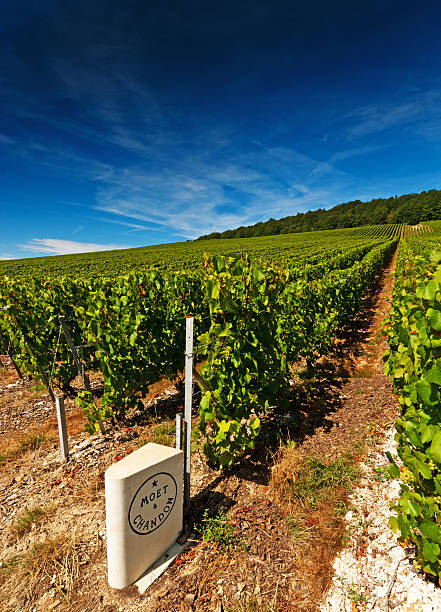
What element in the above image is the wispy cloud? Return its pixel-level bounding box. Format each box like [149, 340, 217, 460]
[347, 103, 420, 138]
[0, 134, 14, 144]
[91, 142, 355, 238]
[346, 90, 441, 140]
[308, 144, 391, 181]
[96, 217, 156, 232]
[18, 238, 128, 256]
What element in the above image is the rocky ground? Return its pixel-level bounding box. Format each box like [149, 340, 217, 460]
[322, 427, 441, 612]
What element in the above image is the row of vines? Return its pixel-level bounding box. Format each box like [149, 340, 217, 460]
[0, 236, 396, 466]
[385, 230, 441, 577]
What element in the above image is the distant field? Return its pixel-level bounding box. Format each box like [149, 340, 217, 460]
[0, 223, 405, 278]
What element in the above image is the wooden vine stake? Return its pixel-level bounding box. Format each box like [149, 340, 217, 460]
[58, 316, 105, 434]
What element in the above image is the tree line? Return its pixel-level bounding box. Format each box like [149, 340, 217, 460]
[197, 189, 441, 240]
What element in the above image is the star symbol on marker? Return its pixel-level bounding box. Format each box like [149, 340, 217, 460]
[152, 480, 158, 487]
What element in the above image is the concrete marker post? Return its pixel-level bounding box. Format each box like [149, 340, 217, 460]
[105, 443, 184, 589]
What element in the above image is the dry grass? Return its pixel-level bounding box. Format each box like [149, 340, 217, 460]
[146, 377, 177, 397]
[13, 504, 51, 536]
[270, 445, 358, 510]
[0, 395, 10, 410]
[269, 443, 359, 607]
[0, 367, 21, 385]
[353, 364, 377, 378]
[226, 600, 281, 612]
[27, 381, 48, 399]
[0, 402, 86, 463]
[0, 429, 51, 462]
[20, 431, 48, 451]
[0, 534, 88, 609]
[285, 515, 314, 545]
[1, 426, 56, 459]
[65, 406, 88, 435]
[136, 420, 176, 448]
[73, 469, 105, 502]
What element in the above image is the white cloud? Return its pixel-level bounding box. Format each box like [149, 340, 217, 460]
[347, 103, 422, 138]
[0, 255, 15, 260]
[0, 134, 14, 144]
[346, 90, 441, 141]
[18, 238, 128, 256]
[308, 144, 390, 182]
[96, 217, 156, 232]
[88, 140, 364, 238]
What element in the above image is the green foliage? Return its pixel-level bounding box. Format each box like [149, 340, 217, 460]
[347, 587, 368, 605]
[285, 515, 312, 544]
[373, 465, 391, 483]
[198, 508, 243, 551]
[0, 225, 399, 278]
[225, 600, 279, 612]
[136, 422, 176, 448]
[384, 230, 441, 577]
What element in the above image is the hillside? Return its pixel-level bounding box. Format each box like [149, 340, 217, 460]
[0, 225, 396, 278]
[197, 188, 441, 240]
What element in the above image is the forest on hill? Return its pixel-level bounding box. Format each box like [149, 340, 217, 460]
[197, 189, 441, 240]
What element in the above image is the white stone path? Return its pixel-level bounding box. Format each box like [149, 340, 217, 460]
[321, 428, 441, 612]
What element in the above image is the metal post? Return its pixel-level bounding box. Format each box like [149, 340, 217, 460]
[184, 316, 194, 507]
[34, 359, 55, 402]
[59, 316, 105, 434]
[78, 345, 85, 380]
[176, 413, 183, 450]
[55, 395, 69, 461]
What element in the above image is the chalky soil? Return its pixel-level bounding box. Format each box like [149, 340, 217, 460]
[321, 428, 441, 611]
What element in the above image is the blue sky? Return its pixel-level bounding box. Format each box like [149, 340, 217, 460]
[3, 0, 441, 259]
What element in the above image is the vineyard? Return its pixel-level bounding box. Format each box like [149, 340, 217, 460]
[0, 224, 400, 465]
[4, 220, 441, 608]
[0, 224, 402, 278]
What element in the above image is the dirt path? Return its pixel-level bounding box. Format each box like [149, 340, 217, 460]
[294, 245, 399, 461]
[0, 250, 401, 612]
